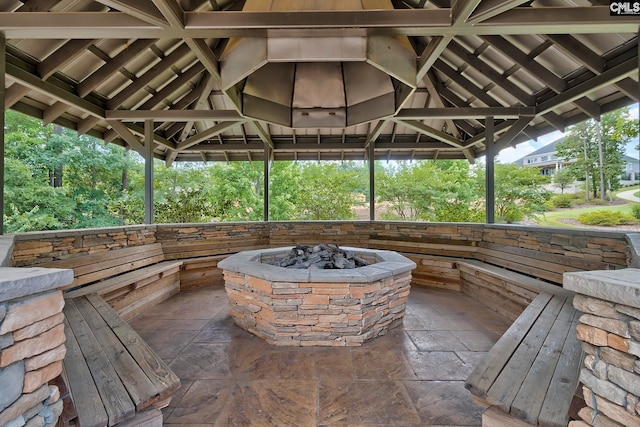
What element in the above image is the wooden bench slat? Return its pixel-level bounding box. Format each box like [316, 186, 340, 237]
[538, 310, 583, 427]
[486, 294, 566, 412]
[43, 243, 163, 271]
[86, 294, 181, 399]
[457, 259, 572, 298]
[62, 318, 108, 427]
[465, 292, 553, 398]
[70, 245, 164, 277]
[510, 296, 576, 425]
[65, 261, 183, 299]
[475, 248, 566, 284]
[70, 254, 166, 289]
[478, 241, 610, 272]
[73, 296, 160, 411]
[64, 299, 136, 426]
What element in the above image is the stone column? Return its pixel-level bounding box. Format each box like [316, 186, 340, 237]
[564, 269, 640, 427]
[0, 267, 73, 427]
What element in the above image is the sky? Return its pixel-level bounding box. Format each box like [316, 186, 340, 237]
[496, 104, 640, 164]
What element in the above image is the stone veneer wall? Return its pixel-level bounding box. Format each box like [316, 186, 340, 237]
[565, 269, 640, 427]
[9, 222, 634, 286]
[10, 225, 157, 267]
[224, 270, 412, 346]
[0, 267, 74, 427]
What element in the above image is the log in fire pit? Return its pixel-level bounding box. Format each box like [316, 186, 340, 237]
[267, 243, 370, 269]
[218, 245, 416, 346]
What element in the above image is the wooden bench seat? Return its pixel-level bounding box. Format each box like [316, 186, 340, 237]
[462, 263, 583, 427]
[62, 294, 180, 427]
[456, 259, 572, 321]
[42, 243, 183, 320]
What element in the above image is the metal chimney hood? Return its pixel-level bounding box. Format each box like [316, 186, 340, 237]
[220, 2, 417, 128]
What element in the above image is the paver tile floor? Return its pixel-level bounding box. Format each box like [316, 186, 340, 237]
[129, 285, 512, 426]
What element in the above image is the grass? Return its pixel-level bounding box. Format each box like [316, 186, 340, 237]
[536, 200, 639, 228]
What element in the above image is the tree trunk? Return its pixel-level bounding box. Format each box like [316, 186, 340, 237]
[583, 138, 589, 202]
[120, 150, 129, 225]
[597, 119, 605, 200]
[51, 125, 63, 188]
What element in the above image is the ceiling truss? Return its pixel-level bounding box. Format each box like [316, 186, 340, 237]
[0, 0, 638, 163]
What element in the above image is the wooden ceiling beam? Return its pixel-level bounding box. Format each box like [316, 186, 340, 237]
[433, 58, 502, 107]
[77, 39, 156, 98]
[2, 8, 639, 39]
[537, 57, 638, 116]
[106, 109, 241, 121]
[37, 39, 95, 80]
[250, 121, 274, 150]
[447, 41, 534, 105]
[176, 120, 244, 150]
[547, 34, 639, 103]
[6, 61, 105, 118]
[4, 83, 30, 108]
[545, 34, 606, 73]
[151, 0, 185, 28]
[107, 120, 145, 154]
[106, 42, 191, 110]
[396, 107, 535, 119]
[138, 62, 205, 110]
[91, 0, 168, 27]
[467, 0, 531, 24]
[480, 35, 566, 93]
[395, 119, 464, 148]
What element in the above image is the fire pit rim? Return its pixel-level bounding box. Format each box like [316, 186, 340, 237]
[218, 246, 416, 283]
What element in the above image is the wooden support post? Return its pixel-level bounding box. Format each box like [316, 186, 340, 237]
[263, 142, 270, 222]
[144, 120, 154, 224]
[369, 141, 375, 221]
[0, 33, 5, 234]
[485, 117, 495, 224]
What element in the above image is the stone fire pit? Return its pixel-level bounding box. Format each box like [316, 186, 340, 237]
[218, 247, 416, 346]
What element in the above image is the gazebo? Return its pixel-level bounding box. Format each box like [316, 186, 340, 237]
[0, 1, 640, 427]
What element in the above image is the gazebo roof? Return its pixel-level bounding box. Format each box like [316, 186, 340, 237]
[1, 0, 638, 164]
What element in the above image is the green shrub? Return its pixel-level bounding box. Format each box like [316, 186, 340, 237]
[632, 204, 640, 220]
[577, 210, 636, 226]
[543, 200, 555, 211]
[550, 194, 573, 208]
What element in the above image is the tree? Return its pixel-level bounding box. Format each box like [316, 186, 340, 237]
[556, 108, 639, 199]
[4, 110, 137, 231]
[376, 160, 483, 222]
[269, 161, 303, 220]
[476, 163, 552, 223]
[293, 163, 362, 220]
[553, 169, 573, 194]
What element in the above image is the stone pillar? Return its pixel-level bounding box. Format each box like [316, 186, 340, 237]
[0, 267, 73, 427]
[564, 269, 640, 427]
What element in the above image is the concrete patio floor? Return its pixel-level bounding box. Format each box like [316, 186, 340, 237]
[128, 285, 512, 426]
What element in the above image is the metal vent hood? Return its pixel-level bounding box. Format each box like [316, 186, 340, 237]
[220, 1, 417, 128]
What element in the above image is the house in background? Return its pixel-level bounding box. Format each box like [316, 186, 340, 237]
[515, 137, 639, 184]
[514, 137, 572, 176]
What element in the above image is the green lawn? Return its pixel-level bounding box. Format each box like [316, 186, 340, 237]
[536, 203, 638, 228]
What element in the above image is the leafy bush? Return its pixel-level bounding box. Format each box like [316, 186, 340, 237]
[632, 204, 640, 220]
[550, 194, 573, 208]
[577, 210, 636, 226]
